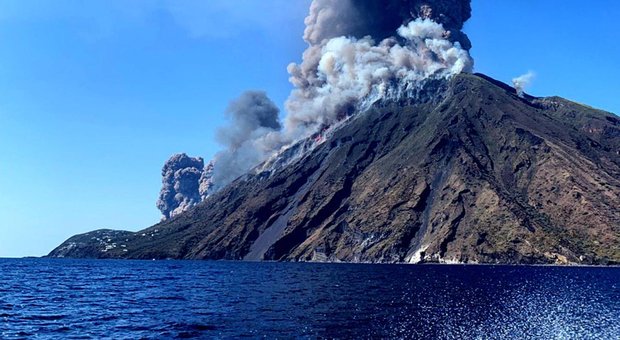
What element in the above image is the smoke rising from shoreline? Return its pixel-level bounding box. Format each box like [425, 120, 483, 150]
[157, 154, 205, 220]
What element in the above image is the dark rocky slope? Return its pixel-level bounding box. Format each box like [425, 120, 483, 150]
[49, 74, 620, 264]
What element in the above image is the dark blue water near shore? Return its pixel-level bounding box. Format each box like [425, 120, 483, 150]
[0, 259, 618, 339]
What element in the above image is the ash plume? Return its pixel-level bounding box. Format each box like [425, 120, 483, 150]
[159, 0, 475, 215]
[302, 0, 471, 48]
[199, 161, 214, 200]
[285, 0, 473, 138]
[157, 153, 205, 220]
[210, 91, 283, 189]
[512, 71, 535, 98]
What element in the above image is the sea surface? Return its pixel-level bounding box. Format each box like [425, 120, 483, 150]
[0, 259, 618, 339]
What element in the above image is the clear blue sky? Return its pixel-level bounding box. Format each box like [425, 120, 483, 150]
[0, 1, 618, 257]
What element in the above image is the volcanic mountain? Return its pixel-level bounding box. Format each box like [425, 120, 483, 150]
[49, 74, 620, 265]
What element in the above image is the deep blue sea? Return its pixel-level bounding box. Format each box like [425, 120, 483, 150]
[0, 259, 618, 339]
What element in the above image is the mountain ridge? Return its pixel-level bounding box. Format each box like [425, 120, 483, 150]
[48, 73, 620, 265]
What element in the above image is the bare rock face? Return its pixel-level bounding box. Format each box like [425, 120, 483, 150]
[156, 153, 205, 220]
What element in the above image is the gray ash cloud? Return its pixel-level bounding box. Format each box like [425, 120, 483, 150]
[303, 0, 471, 47]
[211, 91, 283, 190]
[199, 161, 214, 201]
[156, 153, 205, 220]
[157, 92, 282, 220]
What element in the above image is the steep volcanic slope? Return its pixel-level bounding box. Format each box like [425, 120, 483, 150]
[49, 74, 620, 264]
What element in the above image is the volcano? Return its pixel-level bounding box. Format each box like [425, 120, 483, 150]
[49, 74, 620, 265]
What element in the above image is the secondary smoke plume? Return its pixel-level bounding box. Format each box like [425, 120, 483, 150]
[199, 161, 214, 200]
[210, 91, 283, 189]
[512, 71, 535, 98]
[157, 153, 205, 220]
[158, 0, 475, 218]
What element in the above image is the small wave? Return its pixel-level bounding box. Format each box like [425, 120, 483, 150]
[169, 322, 218, 332]
[158, 276, 180, 281]
[172, 323, 218, 339]
[53, 326, 71, 333]
[94, 315, 119, 322]
[153, 296, 187, 301]
[117, 324, 152, 332]
[24, 314, 67, 321]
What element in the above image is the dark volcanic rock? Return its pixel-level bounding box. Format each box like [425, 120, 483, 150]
[49, 74, 620, 265]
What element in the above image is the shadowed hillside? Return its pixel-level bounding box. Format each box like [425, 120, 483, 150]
[49, 74, 620, 265]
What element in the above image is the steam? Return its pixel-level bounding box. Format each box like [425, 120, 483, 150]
[158, 0, 476, 219]
[512, 71, 535, 98]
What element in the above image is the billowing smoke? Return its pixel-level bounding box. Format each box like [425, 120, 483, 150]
[286, 0, 472, 139]
[157, 0, 475, 218]
[301, 0, 471, 50]
[512, 71, 535, 98]
[210, 91, 283, 189]
[285, 18, 473, 135]
[199, 161, 214, 200]
[157, 153, 205, 220]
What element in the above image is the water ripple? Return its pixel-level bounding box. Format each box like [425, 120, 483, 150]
[0, 258, 618, 339]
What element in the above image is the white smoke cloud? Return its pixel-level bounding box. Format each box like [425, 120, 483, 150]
[512, 71, 535, 98]
[284, 18, 473, 138]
